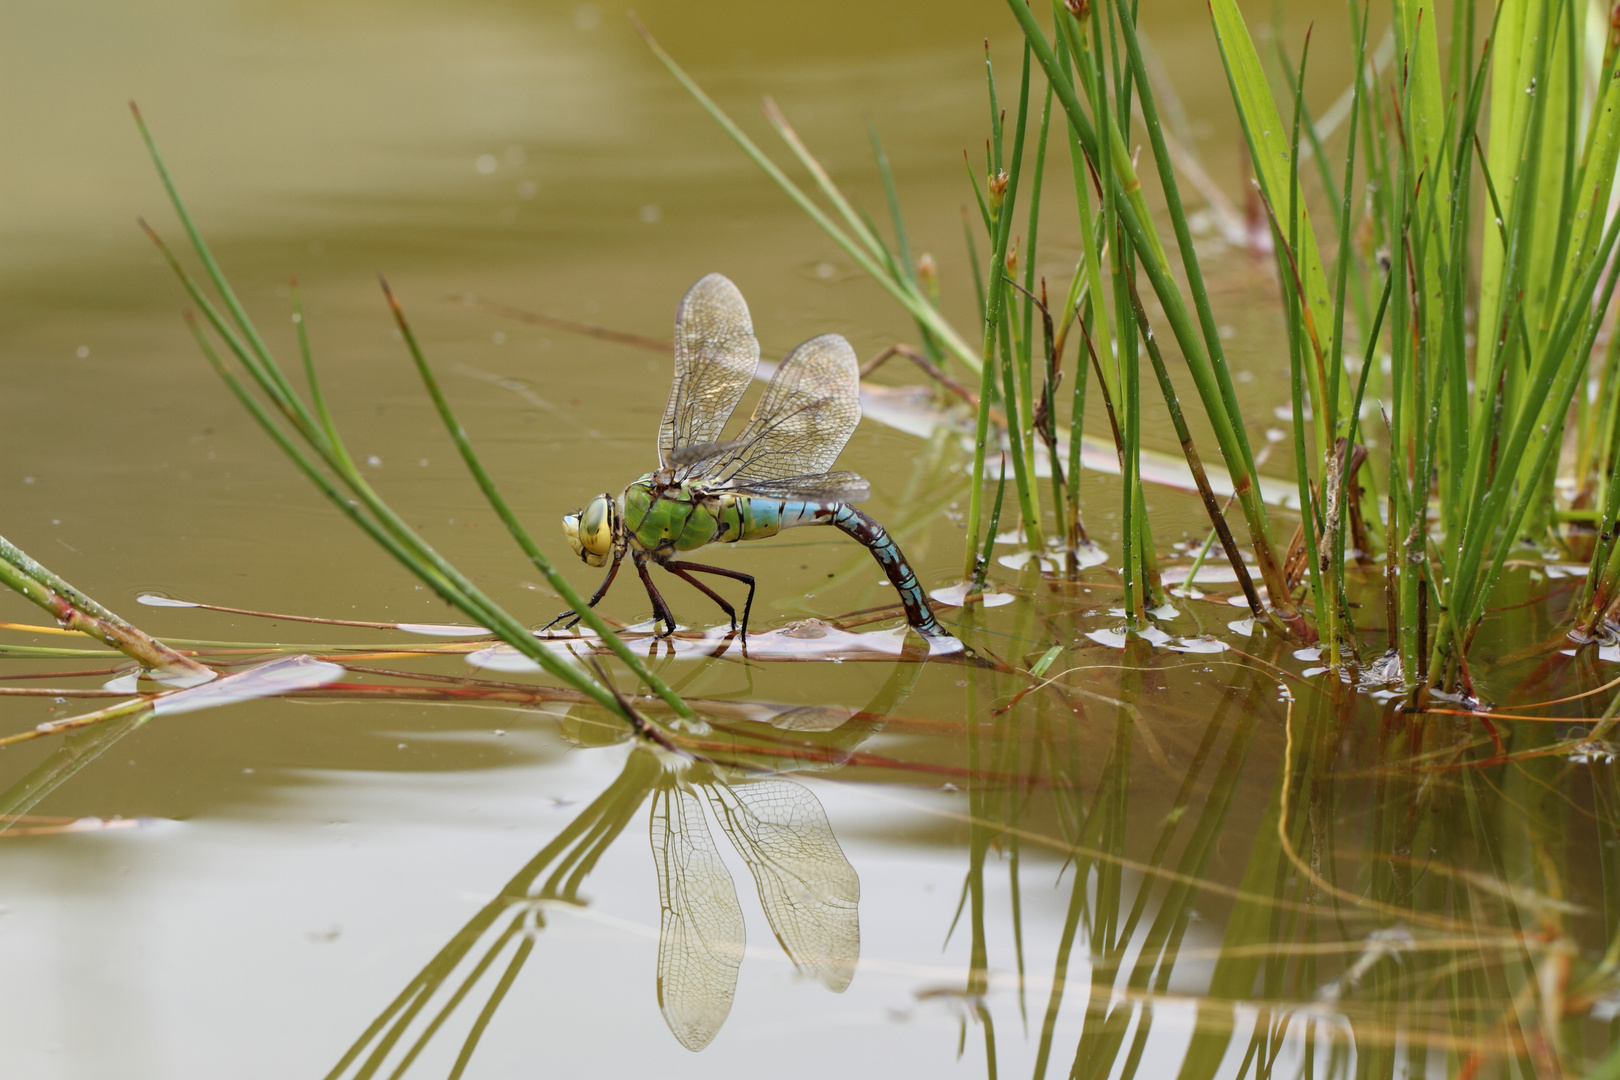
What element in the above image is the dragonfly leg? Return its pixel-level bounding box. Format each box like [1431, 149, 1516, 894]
[660, 559, 756, 637]
[635, 553, 680, 637]
[541, 553, 622, 632]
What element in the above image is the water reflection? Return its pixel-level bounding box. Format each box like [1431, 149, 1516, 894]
[329, 652, 921, 1075]
[328, 755, 859, 1070]
[932, 629, 1620, 1080]
[5, 563, 1619, 1075]
[652, 766, 859, 1050]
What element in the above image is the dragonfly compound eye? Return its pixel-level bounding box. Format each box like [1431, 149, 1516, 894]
[563, 494, 616, 567]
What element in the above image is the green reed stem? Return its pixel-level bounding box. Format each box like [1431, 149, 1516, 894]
[0, 535, 211, 679]
[1024, 0, 1299, 631]
[972, 459, 1009, 595]
[964, 40, 1034, 581]
[135, 112, 690, 730]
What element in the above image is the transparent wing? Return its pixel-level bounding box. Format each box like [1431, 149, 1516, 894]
[659, 273, 760, 469]
[679, 333, 861, 485]
[711, 471, 871, 504]
[706, 778, 860, 993]
[649, 781, 745, 1052]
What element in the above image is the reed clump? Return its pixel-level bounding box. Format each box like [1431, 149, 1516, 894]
[652, 0, 1620, 701]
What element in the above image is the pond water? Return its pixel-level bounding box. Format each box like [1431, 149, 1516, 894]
[1, 1, 1615, 1078]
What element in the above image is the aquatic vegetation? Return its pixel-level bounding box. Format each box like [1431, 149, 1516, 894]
[650, 0, 1620, 702]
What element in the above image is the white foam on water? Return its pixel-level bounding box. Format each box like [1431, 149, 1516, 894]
[136, 594, 198, 608]
[928, 583, 1015, 608]
[396, 622, 491, 637]
[1166, 636, 1228, 654]
[150, 655, 344, 717]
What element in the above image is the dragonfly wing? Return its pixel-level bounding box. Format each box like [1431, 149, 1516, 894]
[660, 274, 760, 469]
[707, 779, 860, 993]
[716, 471, 871, 504]
[649, 781, 745, 1051]
[692, 333, 861, 485]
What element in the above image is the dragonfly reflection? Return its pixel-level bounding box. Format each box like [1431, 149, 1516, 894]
[651, 764, 859, 1050]
[328, 744, 867, 1075]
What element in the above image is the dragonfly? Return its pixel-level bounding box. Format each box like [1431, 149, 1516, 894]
[556, 272, 951, 644]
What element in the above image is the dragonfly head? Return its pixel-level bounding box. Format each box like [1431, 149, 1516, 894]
[563, 494, 617, 567]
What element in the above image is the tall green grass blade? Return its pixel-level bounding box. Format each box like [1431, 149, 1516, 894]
[1027, 0, 1302, 632]
[972, 459, 1008, 594]
[965, 40, 1035, 581]
[1126, 279, 1264, 618]
[867, 120, 945, 366]
[1205, 0, 1338, 389]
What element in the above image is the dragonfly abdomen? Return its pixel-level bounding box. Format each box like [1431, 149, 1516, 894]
[716, 498, 948, 638]
[717, 495, 828, 544]
[826, 505, 949, 638]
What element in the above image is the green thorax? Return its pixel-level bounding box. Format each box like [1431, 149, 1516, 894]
[619, 474, 785, 554]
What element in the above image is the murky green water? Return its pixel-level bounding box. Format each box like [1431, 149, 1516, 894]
[2, 2, 1615, 1077]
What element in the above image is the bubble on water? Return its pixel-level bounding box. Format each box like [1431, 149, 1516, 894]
[639, 204, 661, 223]
[76, 346, 89, 358]
[475, 154, 498, 175]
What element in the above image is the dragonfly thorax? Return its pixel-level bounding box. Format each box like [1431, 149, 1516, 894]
[562, 492, 619, 567]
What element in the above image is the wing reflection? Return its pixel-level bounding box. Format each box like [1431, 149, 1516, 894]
[706, 778, 860, 993]
[646, 770, 863, 1052]
[328, 649, 926, 1077]
[330, 746, 891, 1073]
[649, 779, 746, 1051]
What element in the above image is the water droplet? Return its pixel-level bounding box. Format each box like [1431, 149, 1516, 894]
[639, 203, 661, 223]
[475, 154, 498, 175]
